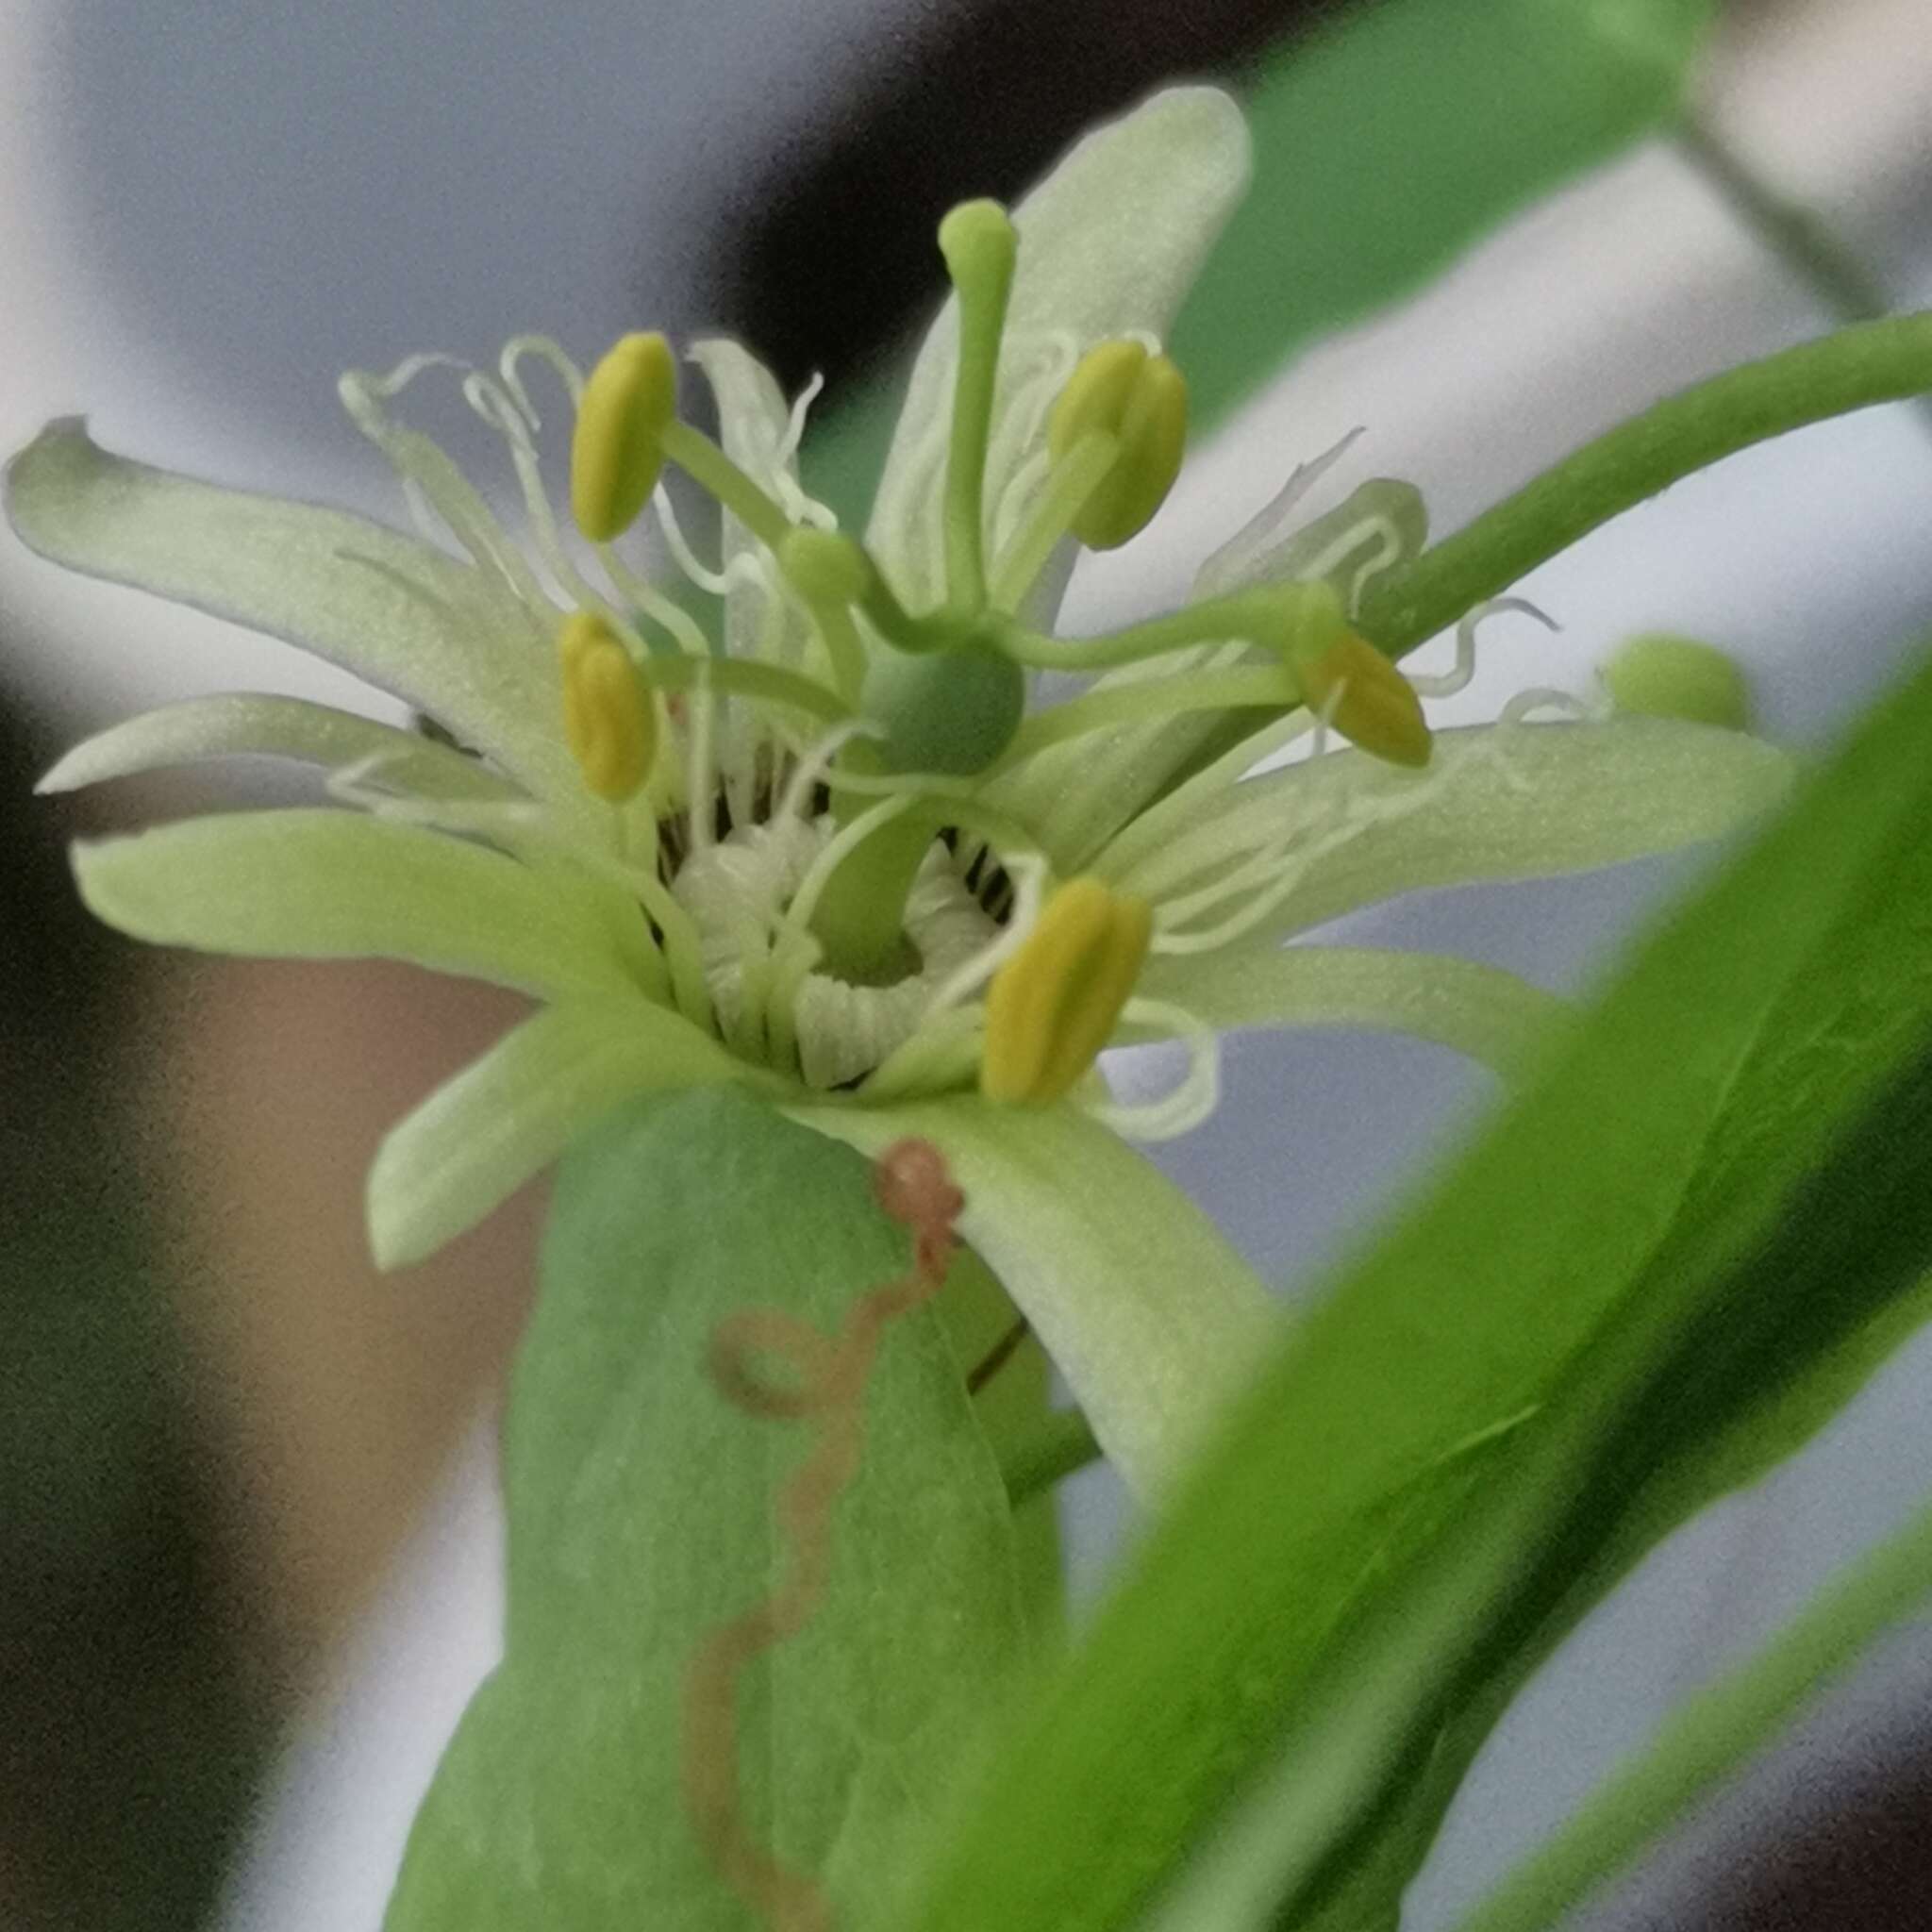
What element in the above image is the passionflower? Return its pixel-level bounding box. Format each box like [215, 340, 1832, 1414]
[6, 88, 1789, 1494]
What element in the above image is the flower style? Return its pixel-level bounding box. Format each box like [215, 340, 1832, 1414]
[6, 87, 1790, 1495]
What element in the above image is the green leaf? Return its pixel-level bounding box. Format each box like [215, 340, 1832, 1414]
[1173, 0, 1713, 428]
[75, 809, 648, 1000]
[897, 638, 1932, 1932]
[385, 1090, 1024, 1931]
[808, 0, 1712, 523]
[5, 420, 580, 808]
[790, 1094, 1277, 1501]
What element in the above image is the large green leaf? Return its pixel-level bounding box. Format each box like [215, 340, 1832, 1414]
[807, 0, 1713, 520]
[383, 1090, 1024, 1930]
[894, 636, 1932, 1932]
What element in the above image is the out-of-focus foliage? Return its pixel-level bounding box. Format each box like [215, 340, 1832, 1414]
[808, 0, 1715, 517]
[0, 682, 262, 1931]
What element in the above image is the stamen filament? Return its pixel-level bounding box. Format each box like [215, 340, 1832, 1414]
[989, 428, 1119, 613]
[809, 601, 870, 703]
[856, 567, 962, 656]
[994, 585, 1285, 674]
[999, 664, 1297, 765]
[645, 653, 852, 725]
[594, 544, 714, 657]
[658, 419, 794, 551]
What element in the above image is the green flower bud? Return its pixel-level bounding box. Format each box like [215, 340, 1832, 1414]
[1603, 633, 1752, 731]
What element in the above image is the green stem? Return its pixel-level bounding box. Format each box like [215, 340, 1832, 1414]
[1001, 1407, 1101, 1508]
[1357, 312, 1932, 658]
[1450, 1493, 1932, 1932]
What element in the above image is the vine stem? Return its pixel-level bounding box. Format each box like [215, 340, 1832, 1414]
[1356, 311, 1932, 658]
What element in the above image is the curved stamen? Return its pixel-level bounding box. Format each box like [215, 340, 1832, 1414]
[1086, 995, 1220, 1141]
[1407, 595, 1558, 698]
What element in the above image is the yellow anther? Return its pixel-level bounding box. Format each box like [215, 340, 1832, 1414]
[1603, 633, 1752, 731]
[558, 612, 656, 802]
[981, 877, 1153, 1107]
[1277, 582, 1431, 769]
[1047, 340, 1189, 550]
[571, 332, 678, 542]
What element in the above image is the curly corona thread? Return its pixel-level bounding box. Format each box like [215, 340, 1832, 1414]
[679, 1140, 963, 1932]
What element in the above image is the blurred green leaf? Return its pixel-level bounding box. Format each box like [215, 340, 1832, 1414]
[1452, 1468, 1932, 1932]
[1174, 0, 1715, 428]
[384, 1089, 1024, 1931]
[807, 0, 1715, 519]
[896, 639, 1932, 1932]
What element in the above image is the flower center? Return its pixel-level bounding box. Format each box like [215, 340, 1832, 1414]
[670, 818, 1001, 1090]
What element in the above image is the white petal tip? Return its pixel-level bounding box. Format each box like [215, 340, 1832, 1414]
[36, 750, 89, 794]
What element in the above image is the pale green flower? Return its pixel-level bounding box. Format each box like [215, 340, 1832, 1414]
[6, 87, 1789, 1496]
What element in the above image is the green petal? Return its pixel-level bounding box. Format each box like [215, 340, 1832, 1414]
[1139, 943, 1570, 1081]
[368, 998, 757, 1269]
[787, 1093, 1277, 1499]
[1107, 718, 1794, 942]
[6, 420, 579, 805]
[867, 87, 1251, 608]
[74, 808, 648, 999]
[39, 692, 525, 800]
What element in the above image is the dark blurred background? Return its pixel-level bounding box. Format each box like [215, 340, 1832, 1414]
[6, 0, 1932, 1926]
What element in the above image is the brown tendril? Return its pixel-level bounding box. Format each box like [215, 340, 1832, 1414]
[680, 1139, 963, 1932]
